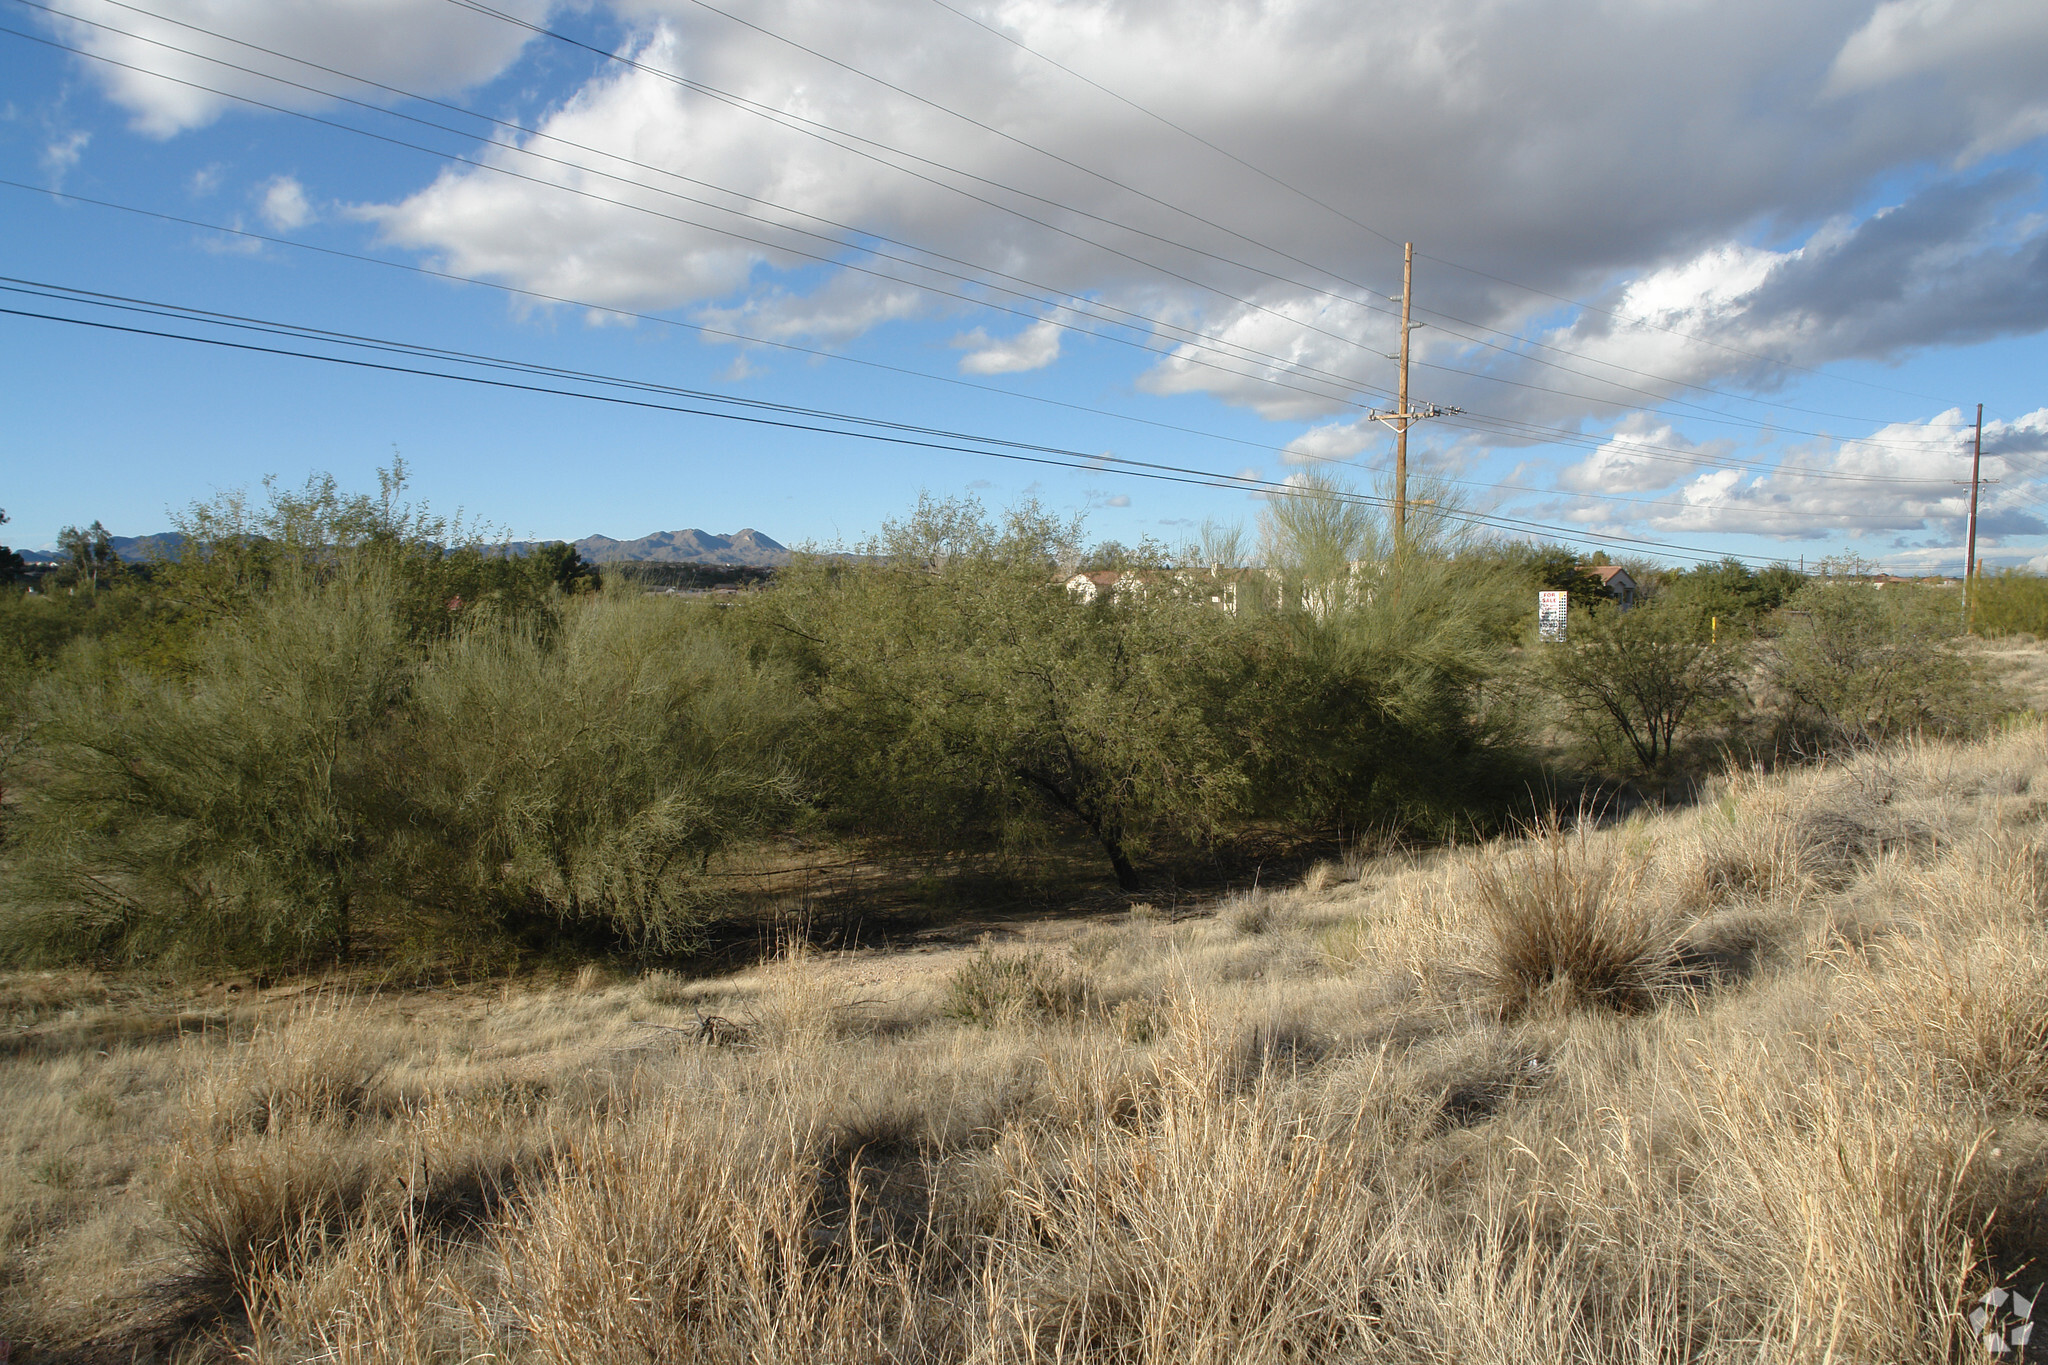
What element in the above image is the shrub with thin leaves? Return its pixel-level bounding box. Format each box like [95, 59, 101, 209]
[943, 948, 1083, 1026]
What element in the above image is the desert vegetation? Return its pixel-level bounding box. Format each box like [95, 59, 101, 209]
[4, 467, 2045, 1361]
[7, 728, 2048, 1361]
[15, 465, 2015, 969]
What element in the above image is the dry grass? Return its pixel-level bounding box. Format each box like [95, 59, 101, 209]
[10, 723, 2048, 1361]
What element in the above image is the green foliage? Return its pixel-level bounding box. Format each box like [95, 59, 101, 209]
[1535, 598, 1741, 773]
[1, 568, 798, 967]
[1666, 557, 1806, 625]
[942, 948, 1082, 1026]
[0, 507, 24, 588]
[5, 567, 408, 964]
[758, 495, 1246, 889]
[393, 594, 798, 952]
[1242, 477, 1536, 831]
[1522, 545, 1609, 601]
[54, 520, 121, 593]
[528, 542, 602, 595]
[1773, 582, 1998, 750]
[1972, 570, 2048, 639]
[148, 459, 553, 649]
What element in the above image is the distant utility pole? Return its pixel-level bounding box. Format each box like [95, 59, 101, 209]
[1367, 243, 1461, 542]
[1963, 402, 1984, 626]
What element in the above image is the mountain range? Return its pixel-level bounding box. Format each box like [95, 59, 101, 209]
[19, 529, 791, 568]
[537, 528, 790, 567]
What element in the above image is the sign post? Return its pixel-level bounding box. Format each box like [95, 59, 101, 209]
[1538, 591, 1568, 643]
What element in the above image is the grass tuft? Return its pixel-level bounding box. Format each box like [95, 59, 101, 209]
[1468, 820, 1683, 1019]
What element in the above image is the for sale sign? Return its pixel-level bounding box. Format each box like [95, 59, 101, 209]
[1538, 590, 1568, 642]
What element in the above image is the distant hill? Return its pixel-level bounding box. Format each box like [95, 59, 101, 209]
[18, 529, 790, 568]
[551, 528, 790, 567]
[19, 533, 184, 565]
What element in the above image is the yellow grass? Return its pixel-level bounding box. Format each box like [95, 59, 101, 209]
[9, 723, 2048, 1361]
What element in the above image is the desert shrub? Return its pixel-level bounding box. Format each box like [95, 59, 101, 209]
[1533, 597, 1743, 773]
[1773, 581, 1999, 750]
[2, 566, 409, 964]
[1665, 555, 1806, 624]
[394, 593, 801, 953]
[1467, 822, 1682, 1018]
[943, 948, 1083, 1026]
[1, 569, 800, 966]
[1241, 477, 1532, 834]
[1972, 569, 2048, 638]
[757, 496, 1249, 889]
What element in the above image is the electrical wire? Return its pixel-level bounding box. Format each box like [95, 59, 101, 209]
[14, 1, 1980, 475]
[920, 0, 1959, 410]
[7, 175, 1983, 525]
[6, 21, 1975, 489]
[443, 0, 1956, 428]
[3, 9, 1396, 418]
[0, 284, 1798, 565]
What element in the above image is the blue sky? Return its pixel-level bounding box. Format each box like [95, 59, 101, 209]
[4, 0, 2048, 572]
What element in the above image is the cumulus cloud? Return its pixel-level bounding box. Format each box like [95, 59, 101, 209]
[954, 318, 1062, 374]
[54, 0, 2048, 478]
[1576, 407, 2048, 543]
[1282, 415, 1381, 465]
[313, 0, 2039, 396]
[257, 174, 312, 230]
[40, 129, 88, 182]
[47, 0, 550, 137]
[1557, 420, 1732, 494]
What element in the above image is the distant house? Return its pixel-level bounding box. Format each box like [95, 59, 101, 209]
[1590, 564, 1640, 610]
[1063, 570, 1127, 603]
[1064, 567, 1256, 613]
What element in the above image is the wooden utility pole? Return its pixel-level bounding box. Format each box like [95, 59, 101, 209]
[1396, 243, 1412, 541]
[1368, 242, 1460, 542]
[1964, 401, 1984, 626]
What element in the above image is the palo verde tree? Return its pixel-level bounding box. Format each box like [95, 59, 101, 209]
[1249, 474, 1528, 830]
[757, 495, 1248, 889]
[5, 564, 409, 963]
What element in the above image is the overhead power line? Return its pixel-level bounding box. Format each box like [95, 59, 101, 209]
[5, 180, 1973, 533]
[0, 279, 1789, 566]
[919, 0, 1958, 410]
[13, 2, 1968, 458]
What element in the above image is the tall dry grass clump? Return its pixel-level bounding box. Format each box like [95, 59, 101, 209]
[1467, 820, 1682, 1018]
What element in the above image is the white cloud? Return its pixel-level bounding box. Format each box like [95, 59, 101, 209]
[954, 318, 1062, 374]
[1579, 407, 2048, 542]
[258, 175, 312, 230]
[695, 274, 927, 346]
[1558, 420, 1730, 494]
[187, 162, 223, 197]
[717, 352, 765, 382]
[1283, 416, 1380, 465]
[1104, 493, 1131, 508]
[40, 129, 88, 182]
[47, 0, 550, 137]
[61, 0, 2048, 459]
